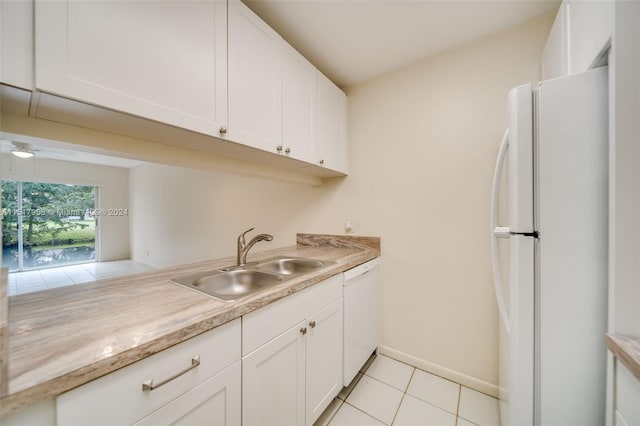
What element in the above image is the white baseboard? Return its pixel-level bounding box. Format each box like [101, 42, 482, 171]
[378, 345, 499, 398]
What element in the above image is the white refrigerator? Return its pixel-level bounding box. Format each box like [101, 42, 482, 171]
[490, 66, 608, 426]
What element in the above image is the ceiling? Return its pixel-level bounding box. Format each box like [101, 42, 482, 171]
[0, 137, 144, 169]
[244, 0, 560, 88]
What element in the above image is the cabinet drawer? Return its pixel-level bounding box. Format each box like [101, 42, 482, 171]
[57, 318, 241, 426]
[242, 274, 343, 356]
[134, 361, 241, 426]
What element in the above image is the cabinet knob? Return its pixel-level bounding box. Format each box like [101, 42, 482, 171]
[277, 145, 283, 153]
[309, 321, 316, 328]
[219, 126, 227, 134]
[285, 147, 291, 154]
[300, 327, 307, 335]
[319, 159, 325, 166]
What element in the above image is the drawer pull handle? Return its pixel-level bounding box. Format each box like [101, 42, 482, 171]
[142, 356, 200, 391]
[309, 321, 316, 328]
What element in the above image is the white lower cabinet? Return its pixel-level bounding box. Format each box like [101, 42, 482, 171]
[242, 321, 307, 426]
[242, 275, 344, 426]
[305, 299, 344, 424]
[13, 275, 348, 426]
[56, 318, 241, 426]
[614, 360, 640, 426]
[134, 361, 241, 426]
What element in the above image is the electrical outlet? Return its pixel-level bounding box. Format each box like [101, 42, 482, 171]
[345, 220, 353, 234]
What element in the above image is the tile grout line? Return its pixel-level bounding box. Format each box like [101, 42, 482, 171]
[389, 392, 407, 426]
[389, 367, 416, 426]
[455, 384, 462, 425]
[344, 374, 403, 425]
[364, 355, 463, 423]
[342, 401, 388, 426]
[328, 354, 497, 426]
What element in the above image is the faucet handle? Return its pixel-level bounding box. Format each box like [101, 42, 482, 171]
[238, 227, 255, 245]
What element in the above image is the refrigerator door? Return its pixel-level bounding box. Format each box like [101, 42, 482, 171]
[508, 83, 534, 234]
[536, 66, 608, 426]
[507, 234, 535, 426]
[493, 83, 535, 426]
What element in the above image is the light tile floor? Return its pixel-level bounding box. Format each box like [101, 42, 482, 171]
[316, 354, 500, 426]
[7, 260, 155, 296]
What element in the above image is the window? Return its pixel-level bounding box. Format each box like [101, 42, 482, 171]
[2, 181, 97, 271]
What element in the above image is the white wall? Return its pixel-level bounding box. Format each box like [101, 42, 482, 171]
[1, 156, 130, 261]
[331, 12, 553, 393]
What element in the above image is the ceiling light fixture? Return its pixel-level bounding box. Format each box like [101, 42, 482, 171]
[11, 142, 35, 159]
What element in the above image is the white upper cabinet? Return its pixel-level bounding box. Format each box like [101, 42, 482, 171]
[228, 0, 282, 152]
[316, 72, 348, 174]
[567, 0, 612, 73]
[541, 3, 569, 80]
[228, 0, 316, 165]
[541, 0, 612, 80]
[282, 45, 316, 164]
[1, 0, 34, 90]
[23, 0, 348, 177]
[34, 0, 228, 137]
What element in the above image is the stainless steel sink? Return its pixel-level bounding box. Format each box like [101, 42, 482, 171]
[255, 258, 326, 275]
[172, 269, 284, 301]
[172, 256, 334, 302]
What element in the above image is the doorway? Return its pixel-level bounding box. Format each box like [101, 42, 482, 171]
[1, 180, 97, 272]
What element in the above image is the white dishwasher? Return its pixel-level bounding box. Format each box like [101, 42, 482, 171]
[343, 257, 380, 386]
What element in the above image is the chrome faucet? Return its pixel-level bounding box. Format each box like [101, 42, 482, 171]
[237, 227, 273, 266]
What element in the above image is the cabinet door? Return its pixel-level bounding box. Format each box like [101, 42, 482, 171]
[541, 3, 569, 80]
[35, 0, 227, 137]
[306, 299, 343, 426]
[282, 45, 316, 164]
[1, 0, 33, 89]
[242, 321, 306, 426]
[316, 72, 348, 174]
[57, 319, 241, 426]
[567, 0, 612, 73]
[228, 0, 282, 153]
[134, 361, 241, 426]
[614, 361, 640, 426]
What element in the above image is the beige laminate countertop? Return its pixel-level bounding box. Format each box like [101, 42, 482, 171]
[0, 233, 380, 417]
[606, 334, 640, 381]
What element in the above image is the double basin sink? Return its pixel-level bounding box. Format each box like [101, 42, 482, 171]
[172, 257, 335, 302]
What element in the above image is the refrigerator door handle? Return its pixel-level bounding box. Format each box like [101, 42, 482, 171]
[490, 129, 510, 333]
